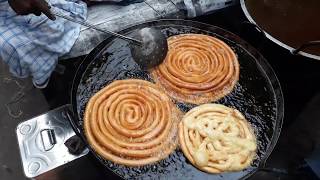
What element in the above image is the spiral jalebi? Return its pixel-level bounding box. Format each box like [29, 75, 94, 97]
[151, 34, 239, 104]
[179, 104, 256, 173]
[84, 79, 181, 166]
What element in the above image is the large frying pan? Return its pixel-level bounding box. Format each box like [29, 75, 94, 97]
[65, 19, 284, 179]
[241, 0, 320, 60]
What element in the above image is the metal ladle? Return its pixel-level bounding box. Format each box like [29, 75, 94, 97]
[51, 11, 168, 69]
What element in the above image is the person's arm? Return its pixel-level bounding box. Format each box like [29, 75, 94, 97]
[8, 0, 56, 20]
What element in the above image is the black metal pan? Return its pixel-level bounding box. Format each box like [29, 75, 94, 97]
[65, 19, 283, 179]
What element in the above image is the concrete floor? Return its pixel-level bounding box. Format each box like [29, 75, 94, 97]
[0, 61, 49, 180]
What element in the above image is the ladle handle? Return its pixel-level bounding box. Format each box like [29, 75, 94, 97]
[51, 11, 142, 45]
[292, 40, 320, 55]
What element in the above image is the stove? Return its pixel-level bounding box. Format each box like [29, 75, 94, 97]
[17, 4, 320, 180]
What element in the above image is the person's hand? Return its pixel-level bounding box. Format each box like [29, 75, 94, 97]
[8, 0, 56, 20]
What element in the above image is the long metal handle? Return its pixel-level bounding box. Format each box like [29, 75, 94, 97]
[292, 40, 320, 55]
[51, 11, 142, 45]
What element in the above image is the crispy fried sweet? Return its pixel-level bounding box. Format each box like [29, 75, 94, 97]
[179, 104, 256, 173]
[84, 79, 181, 166]
[151, 34, 239, 104]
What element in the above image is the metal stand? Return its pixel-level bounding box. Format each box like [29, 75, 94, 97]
[16, 105, 88, 178]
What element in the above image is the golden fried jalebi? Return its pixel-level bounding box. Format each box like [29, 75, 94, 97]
[151, 34, 239, 104]
[179, 104, 256, 173]
[84, 79, 181, 166]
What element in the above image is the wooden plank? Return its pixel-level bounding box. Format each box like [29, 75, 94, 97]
[63, 2, 159, 59]
[62, 0, 237, 59]
[143, 0, 181, 18]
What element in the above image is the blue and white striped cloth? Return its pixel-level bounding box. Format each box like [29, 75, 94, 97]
[0, 0, 87, 88]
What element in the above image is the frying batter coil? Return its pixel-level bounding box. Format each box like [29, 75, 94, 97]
[179, 104, 256, 173]
[84, 79, 181, 166]
[151, 34, 240, 104]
